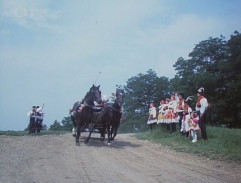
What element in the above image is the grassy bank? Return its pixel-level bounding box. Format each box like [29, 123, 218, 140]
[0, 130, 68, 136]
[136, 126, 241, 162]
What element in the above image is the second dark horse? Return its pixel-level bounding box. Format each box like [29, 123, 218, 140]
[97, 88, 124, 145]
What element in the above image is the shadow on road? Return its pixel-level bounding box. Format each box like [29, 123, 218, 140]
[76, 136, 142, 149]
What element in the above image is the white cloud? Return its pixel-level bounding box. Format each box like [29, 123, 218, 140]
[0, 0, 62, 32]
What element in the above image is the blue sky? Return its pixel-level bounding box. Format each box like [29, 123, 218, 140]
[0, 0, 241, 130]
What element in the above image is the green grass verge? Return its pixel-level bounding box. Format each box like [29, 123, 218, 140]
[0, 130, 68, 136]
[136, 126, 241, 162]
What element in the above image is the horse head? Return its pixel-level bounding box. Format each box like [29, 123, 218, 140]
[89, 84, 102, 104]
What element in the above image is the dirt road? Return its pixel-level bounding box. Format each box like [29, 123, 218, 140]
[0, 133, 240, 183]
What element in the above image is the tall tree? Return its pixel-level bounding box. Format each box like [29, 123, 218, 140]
[220, 31, 241, 127]
[49, 120, 62, 131]
[124, 69, 169, 114]
[61, 117, 72, 131]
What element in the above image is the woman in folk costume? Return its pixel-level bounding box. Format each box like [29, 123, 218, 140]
[176, 93, 185, 131]
[147, 102, 157, 131]
[195, 87, 209, 140]
[157, 100, 165, 124]
[166, 97, 178, 132]
[180, 97, 193, 136]
[168, 95, 178, 132]
[188, 112, 200, 143]
[164, 98, 172, 131]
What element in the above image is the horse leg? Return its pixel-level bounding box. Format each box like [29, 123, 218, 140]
[100, 128, 105, 141]
[112, 122, 120, 140]
[40, 120, 43, 132]
[85, 123, 93, 144]
[109, 124, 115, 141]
[72, 127, 76, 137]
[71, 115, 77, 137]
[38, 122, 42, 132]
[30, 123, 33, 134]
[32, 121, 36, 133]
[111, 128, 117, 141]
[30, 119, 35, 134]
[106, 123, 112, 145]
[99, 120, 106, 141]
[76, 124, 80, 146]
[29, 119, 33, 134]
[36, 120, 40, 133]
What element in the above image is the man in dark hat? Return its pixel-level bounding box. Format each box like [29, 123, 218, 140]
[195, 87, 209, 140]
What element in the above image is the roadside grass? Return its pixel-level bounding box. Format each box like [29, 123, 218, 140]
[0, 130, 68, 136]
[136, 125, 241, 162]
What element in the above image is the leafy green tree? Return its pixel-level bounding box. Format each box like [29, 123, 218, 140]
[24, 124, 30, 131]
[49, 120, 62, 131]
[61, 117, 72, 131]
[173, 36, 229, 96]
[172, 57, 196, 97]
[42, 124, 48, 130]
[124, 69, 169, 114]
[123, 69, 170, 131]
[219, 31, 241, 127]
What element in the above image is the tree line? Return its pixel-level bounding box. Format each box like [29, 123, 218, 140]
[48, 117, 72, 131]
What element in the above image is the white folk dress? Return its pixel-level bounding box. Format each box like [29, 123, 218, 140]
[166, 101, 178, 124]
[157, 104, 167, 124]
[147, 107, 157, 124]
[180, 107, 192, 133]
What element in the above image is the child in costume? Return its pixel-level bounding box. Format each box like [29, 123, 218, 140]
[188, 112, 200, 143]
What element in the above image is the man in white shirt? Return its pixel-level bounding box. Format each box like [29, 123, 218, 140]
[195, 87, 209, 140]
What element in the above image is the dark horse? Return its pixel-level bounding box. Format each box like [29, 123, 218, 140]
[75, 85, 102, 146]
[99, 88, 124, 145]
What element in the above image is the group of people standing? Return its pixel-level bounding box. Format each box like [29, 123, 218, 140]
[147, 87, 208, 142]
[27, 104, 44, 134]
